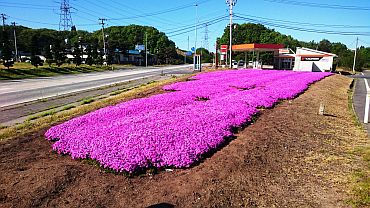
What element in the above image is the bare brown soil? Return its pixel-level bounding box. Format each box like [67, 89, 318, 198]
[0, 75, 368, 208]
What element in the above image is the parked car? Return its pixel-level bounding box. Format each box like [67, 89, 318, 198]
[232, 60, 238, 69]
[237, 60, 245, 68]
[247, 61, 253, 68]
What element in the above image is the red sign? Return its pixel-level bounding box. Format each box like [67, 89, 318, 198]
[301, 57, 323, 61]
[220, 45, 228, 54]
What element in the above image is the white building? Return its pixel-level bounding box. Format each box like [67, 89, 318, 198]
[293, 47, 337, 72]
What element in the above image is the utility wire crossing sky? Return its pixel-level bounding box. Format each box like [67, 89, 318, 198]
[1, 0, 370, 51]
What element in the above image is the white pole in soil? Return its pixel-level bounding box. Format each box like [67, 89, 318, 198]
[364, 77, 370, 123]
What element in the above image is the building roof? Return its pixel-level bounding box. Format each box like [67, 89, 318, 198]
[232, 43, 285, 52]
[296, 47, 337, 57]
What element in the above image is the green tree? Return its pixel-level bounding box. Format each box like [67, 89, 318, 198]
[85, 44, 93, 66]
[30, 34, 43, 68]
[72, 42, 82, 66]
[1, 30, 14, 69]
[52, 39, 66, 67]
[106, 50, 113, 66]
[317, 39, 332, 53]
[44, 45, 54, 66]
[30, 55, 43, 68]
[96, 49, 104, 66]
[196, 48, 212, 63]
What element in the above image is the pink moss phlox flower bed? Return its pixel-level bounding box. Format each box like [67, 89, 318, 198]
[45, 70, 332, 173]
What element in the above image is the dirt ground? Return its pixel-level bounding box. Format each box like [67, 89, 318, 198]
[0, 75, 368, 208]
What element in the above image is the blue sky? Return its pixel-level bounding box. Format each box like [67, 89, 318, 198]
[1, 0, 370, 52]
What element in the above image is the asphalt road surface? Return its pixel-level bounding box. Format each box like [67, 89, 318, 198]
[0, 65, 193, 108]
[351, 70, 370, 129]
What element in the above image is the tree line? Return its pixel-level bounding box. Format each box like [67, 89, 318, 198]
[0, 24, 182, 68]
[218, 23, 370, 71]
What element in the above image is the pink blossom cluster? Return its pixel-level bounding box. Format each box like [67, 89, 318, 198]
[45, 70, 331, 173]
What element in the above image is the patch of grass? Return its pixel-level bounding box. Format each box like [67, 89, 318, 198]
[0, 64, 113, 80]
[110, 88, 129, 96]
[39, 98, 48, 102]
[81, 98, 95, 105]
[348, 149, 370, 207]
[61, 105, 75, 111]
[346, 78, 370, 207]
[27, 110, 56, 121]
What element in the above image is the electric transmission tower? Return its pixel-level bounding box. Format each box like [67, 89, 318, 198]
[59, 0, 73, 31]
[203, 23, 209, 51]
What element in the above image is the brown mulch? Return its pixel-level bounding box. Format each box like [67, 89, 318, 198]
[0, 74, 367, 208]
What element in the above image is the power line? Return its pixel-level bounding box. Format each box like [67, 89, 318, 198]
[108, 0, 213, 20]
[166, 15, 227, 34]
[0, 4, 55, 10]
[235, 13, 370, 29]
[234, 15, 370, 36]
[105, 0, 181, 26]
[168, 17, 226, 37]
[261, 0, 370, 11]
[359, 39, 370, 46]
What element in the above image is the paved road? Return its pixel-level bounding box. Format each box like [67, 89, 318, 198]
[352, 70, 370, 130]
[0, 65, 193, 107]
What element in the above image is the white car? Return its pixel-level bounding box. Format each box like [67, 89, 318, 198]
[232, 61, 238, 69]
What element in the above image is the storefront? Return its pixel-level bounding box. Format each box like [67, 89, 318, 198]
[232, 43, 285, 69]
[293, 47, 337, 72]
[231, 44, 336, 72]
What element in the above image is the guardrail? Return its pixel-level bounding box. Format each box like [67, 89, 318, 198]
[363, 73, 370, 123]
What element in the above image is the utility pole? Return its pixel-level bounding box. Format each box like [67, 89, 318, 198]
[145, 32, 148, 67]
[352, 37, 358, 73]
[185, 36, 189, 64]
[12, 22, 18, 62]
[1, 13, 6, 31]
[226, 0, 237, 68]
[215, 41, 218, 68]
[99, 18, 107, 60]
[195, 3, 198, 54]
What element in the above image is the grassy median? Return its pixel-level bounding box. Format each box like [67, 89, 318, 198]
[0, 63, 118, 80]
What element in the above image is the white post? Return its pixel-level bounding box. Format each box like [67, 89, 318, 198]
[364, 78, 370, 123]
[365, 94, 369, 123]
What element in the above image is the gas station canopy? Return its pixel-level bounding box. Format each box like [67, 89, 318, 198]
[232, 43, 285, 52]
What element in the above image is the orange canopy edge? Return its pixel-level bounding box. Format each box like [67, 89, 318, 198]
[232, 43, 285, 52]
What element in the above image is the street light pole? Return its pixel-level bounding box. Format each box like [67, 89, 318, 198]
[99, 18, 107, 60]
[12, 22, 18, 62]
[352, 37, 358, 74]
[145, 32, 148, 67]
[226, 0, 237, 69]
